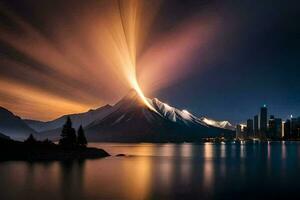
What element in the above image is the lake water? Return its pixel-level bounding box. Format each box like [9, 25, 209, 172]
[1, 142, 300, 200]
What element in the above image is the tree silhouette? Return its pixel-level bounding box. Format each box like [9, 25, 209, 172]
[77, 125, 87, 147]
[42, 138, 54, 146]
[24, 134, 37, 145]
[59, 117, 77, 148]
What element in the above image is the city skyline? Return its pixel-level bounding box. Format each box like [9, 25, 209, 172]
[237, 104, 300, 140]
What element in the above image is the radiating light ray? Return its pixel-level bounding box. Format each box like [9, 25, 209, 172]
[0, 79, 90, 120]
[95, 0, 159, 110]
[137, 16, 219, 93]
[0, 0, 218, 120]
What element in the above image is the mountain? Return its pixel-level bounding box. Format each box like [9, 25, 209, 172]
[0, 132, 10, 140]
[200, 117, 235, 131]
[23, 90, 234, 142]
[25, 104, 113, 132]
[85, 91, 176, 142]
[0, 107, 37, 140]
[152, 98, 235, 130]
[85, 90, 234, 142]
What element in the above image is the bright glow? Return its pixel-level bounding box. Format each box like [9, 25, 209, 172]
[0, 0, 219, 120]
[202, 117, 234, 130]
[182, 109, 190, 114]
[0, 78, 89, 120]
[138, 16, 219, 93]
[163, 103, 172, 110]
[132, 79, 155, 110]
[181, 109, 191, 120]
[115, 0, 156, 110]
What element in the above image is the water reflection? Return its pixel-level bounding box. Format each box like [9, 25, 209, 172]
[230, 144, 237, 158]
[121, 157, 152, 200]
[181, 143, 192, 157]
[219, 143, 226, 177]
[1, 143, 300, 199]
[179, 144, 192, 183]
[203, 143, 214, 190]
[204, 142, 214, 158]
[268, 142, 271, 160]
[220, 143, 226, 158]
[281, 141, 287, 160]
[59, 161, 85, 199]
[267, 142, 271, 175]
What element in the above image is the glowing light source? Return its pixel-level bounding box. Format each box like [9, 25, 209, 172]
[131, 79, 155, 110]
[102, 0, 157, 110]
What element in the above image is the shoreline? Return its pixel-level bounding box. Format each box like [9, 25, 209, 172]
[0, 139, 110, 162]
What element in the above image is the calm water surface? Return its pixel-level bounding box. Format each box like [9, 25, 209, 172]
[1, 142, 300, 200]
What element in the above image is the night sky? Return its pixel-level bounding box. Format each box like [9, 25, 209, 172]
[0, 0, 299, 124]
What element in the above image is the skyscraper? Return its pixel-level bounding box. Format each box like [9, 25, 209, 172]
[268, 115, 275, 138]
[268, 116, 282, 139]
[236, 124, 242, 139]
[254, 115, 259, 137]
[291, 117, 299, 138]
[284, 120, 291, 139]
[274, 118, 282, 139]
[259, 105, 268, 138]
[246, 119, 254, 137]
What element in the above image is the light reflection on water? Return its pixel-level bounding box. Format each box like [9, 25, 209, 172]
[203, 143, 214, 191]
[1, 142, 300, 199]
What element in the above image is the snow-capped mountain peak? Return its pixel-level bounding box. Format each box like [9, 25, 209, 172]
[22, 90, 235, 142]
[201, 117, 235, 131]
[149, 97, 234, 130]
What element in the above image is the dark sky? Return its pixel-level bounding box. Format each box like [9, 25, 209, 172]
[156, 0, 300, 123]
[0, 0, 299, 123]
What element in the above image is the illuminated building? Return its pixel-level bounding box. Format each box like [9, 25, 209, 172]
[259, 105, 268, 138]
[268, 115, 282, 139]
[268, 115, 275, 138]
[236, 124, 243, 140]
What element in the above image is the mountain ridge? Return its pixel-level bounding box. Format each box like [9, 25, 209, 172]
[24, 104, 113, 132]
[2, 90, 235, 141]
[0, 106, 37, 140]
[84, 91, 235, 142]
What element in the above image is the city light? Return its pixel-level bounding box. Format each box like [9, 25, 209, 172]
[236, 105, 300, 141]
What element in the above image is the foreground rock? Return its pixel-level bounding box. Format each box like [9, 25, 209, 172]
[0, 138, 110, 161]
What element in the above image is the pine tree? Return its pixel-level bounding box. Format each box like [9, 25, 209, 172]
[24, 134, 37, 145]
[77, 125, 87, 147]
[59, 117, 77, 148]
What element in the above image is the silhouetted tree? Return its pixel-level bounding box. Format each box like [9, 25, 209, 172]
[24, 134, 37, 145]
[59, 117, 77, 148]
[77, 125, 87, 147]
[42, 138, 54, 146]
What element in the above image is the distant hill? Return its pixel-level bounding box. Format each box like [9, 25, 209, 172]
[24, 104, 112, 133]
[0, 107, 37, 141]
[0, 132, 10, 140]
